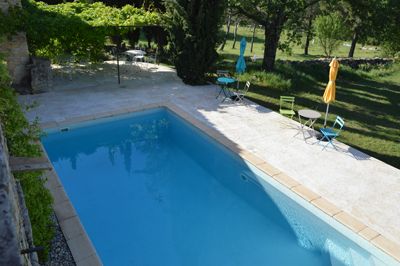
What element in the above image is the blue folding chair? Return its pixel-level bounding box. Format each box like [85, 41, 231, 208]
[319, 116, 345, 150]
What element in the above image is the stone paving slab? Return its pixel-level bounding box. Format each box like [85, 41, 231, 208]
[18, 62, 400, 261]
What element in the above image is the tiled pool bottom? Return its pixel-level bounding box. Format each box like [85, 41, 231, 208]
[42, 108, 397, 266]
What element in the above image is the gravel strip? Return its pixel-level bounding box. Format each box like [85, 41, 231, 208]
[43, 213, 75, 266]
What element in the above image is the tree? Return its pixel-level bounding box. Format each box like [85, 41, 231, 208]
[336, 0, 380, 58]
[302, 3, 319, 55]
[380, 0, 400, 56]
[126, 28, 141, 48]
[164, 0, 225, 85]
[314, 13, 346, 57]
[231, 18, 240, 49]
[250, 23, 256, 53]
[219, 8, 232, 51]
[232, 0, 321, 71]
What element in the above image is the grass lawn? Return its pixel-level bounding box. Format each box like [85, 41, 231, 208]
[216, 26, 400, 169]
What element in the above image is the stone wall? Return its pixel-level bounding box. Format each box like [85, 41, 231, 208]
[0, 0, 30, 88]
[278, 57, 394, 69]
[0, 123, 39, 266]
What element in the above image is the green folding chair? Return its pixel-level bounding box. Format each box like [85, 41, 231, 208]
[279, 96, 295, 119]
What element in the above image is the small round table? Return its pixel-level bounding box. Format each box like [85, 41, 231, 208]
[216, 77, 236, 102]
[298, 109, 321, 139]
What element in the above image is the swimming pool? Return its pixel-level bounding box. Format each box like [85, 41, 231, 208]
[42, 108, 398, 266]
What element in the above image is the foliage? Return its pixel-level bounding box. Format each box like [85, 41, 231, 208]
[0, 59, 53, 262]
[0, 5, 27, 41]
[164, 0, 225, 85]
[314, 13, 347, 57]
[237, 71, 292, 91]
[22, 0, 161, 61]
[126, 28, 141, 48]
[380, 0, 400, 57]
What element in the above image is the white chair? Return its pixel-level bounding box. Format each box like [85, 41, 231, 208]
[232, 81, 251, 103]
[216, 69, 230, 77]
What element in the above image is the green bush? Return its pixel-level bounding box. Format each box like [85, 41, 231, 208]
[0, 59, 53, 262]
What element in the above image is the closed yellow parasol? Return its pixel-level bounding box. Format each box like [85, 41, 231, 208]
[323, 58, 340, 127]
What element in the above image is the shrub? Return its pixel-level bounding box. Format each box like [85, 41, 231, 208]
[0, 59, 53, 262]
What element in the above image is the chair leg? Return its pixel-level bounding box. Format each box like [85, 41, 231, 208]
[321, 136, 337, 150]
[318, 135, 328, 146]
[216, 87, 223, 99]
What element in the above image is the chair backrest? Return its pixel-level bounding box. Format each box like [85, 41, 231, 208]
[332, 116, 345, 134]
[217, 70, 230, 77]
[242, 81, 251, 94]
[280, 96, 295, 110]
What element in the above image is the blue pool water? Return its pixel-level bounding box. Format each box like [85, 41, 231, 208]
[42, 108, 397, 266]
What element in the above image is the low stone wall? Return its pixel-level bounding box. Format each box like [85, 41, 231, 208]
[28, 57, 53, 94]
[0, 123, 39, 266]
[278, 57, 395, 69]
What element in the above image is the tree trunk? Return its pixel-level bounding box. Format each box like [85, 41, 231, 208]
[250, 24, 256, 53]
[232, 20, 239, 49]
[348, 31, 358, 58]
[304, 16, 313, 55]
[262, 22, 282, 71]
[220, 14, 232, 51]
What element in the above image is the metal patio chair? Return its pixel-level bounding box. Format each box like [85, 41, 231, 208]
[231, 81, 251, 103]
[279, 96, 296, 119]
[319, 116, 345, 150]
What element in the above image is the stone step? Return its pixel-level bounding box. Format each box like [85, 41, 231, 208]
[9, 156, 52, 173]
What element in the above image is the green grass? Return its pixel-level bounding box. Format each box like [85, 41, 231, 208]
[216, 26, 399, 169]
[219, 25, 381, 63]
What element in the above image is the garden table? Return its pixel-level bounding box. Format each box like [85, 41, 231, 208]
[297, 109, 321, 140]
[125, 49, 146, 56]
[216, 77, 236, 102]
[124, 50, 146, 62]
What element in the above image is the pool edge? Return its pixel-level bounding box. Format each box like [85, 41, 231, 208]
[38, 141, 102, 266]
[39, 102, 400, 263]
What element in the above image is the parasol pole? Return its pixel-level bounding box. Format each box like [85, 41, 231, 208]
[324, 103, 330, 128]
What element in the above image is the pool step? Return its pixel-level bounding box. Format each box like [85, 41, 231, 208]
[369, 256, 386, 266]
[327, 240, 380, 266]
[330, 253, 347, 266]
[349, 248, 372, 266]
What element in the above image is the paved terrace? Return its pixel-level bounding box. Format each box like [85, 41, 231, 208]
[19, 62, 400, 260]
